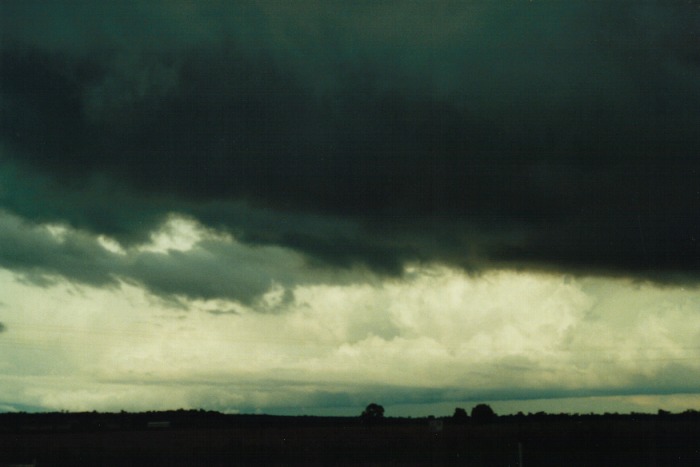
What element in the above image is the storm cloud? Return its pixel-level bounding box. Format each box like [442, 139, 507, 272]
[0, 209, 345, 305]
[2, 0, 700, 298]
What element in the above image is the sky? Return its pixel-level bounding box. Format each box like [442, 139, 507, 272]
[1, 0, 699, 416]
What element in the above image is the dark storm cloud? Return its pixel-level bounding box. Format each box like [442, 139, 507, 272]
[0, 209, 118, 288]
[0, 209, 315, 304]
[2, 0, 700, 283]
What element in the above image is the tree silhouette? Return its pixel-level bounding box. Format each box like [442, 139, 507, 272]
[361, 403, 385, 424]
[452, 407, 468, 424]
[471, 403, 496, 424]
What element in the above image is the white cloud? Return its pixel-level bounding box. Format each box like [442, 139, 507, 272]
[137, 214, 223, 254]
[1, 261, 699, 415]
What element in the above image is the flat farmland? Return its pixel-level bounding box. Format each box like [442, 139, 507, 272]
[1, 415, 699, 466]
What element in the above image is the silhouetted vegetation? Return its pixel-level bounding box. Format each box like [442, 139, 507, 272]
[452, 407, 468, 424]
[471, 403, 497, 424]
[360, 402, 385, 425]
[1, 407, 700, 465]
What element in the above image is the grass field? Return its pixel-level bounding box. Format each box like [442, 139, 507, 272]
[1, 413, 699, 465]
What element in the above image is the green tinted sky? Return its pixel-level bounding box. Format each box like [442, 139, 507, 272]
[1, 0, 699, 415]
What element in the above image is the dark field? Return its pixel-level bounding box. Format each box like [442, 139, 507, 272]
[2, 411, 699, 466]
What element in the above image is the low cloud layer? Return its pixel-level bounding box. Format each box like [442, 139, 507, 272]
[1, 267, 699, 414]
[1, 1, 699, 293]
[0, 209, 357, 305]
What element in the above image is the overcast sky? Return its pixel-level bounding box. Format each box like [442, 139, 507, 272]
[1, 0, 700, 416]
